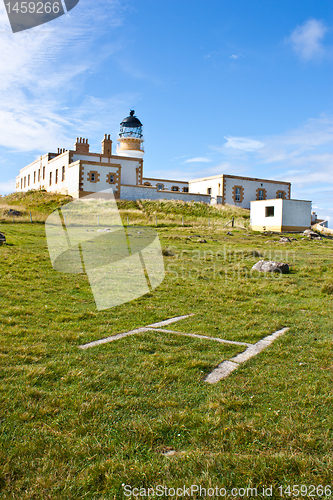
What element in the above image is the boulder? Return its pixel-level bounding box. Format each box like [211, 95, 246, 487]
[279, 237, 291, 242]
[304, 229, 321, 239]
[162, 248, 175, 256]
[0, 233, 6, 245]
[7, 209, 22, 216]
[308, 233, 322, 240]
[251, 260, 289, 274]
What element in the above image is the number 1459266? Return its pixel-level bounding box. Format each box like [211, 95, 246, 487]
[278, 485, 332, 497]
[5, 2, 61, 14]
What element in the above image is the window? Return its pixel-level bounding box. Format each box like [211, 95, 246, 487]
[232, 185, 244, 203]
[34, 171, 36, 183]
[28, 174, 30, 186]
[278, 192, 284, 198]
[171, 186, 179, 192]
[21, 178, 23, 189]
[38, 169, 40, 182]
[265, 206, 275, 217]
[49, 172, 52, 186]
[43, 166, 45, 180]
[24, 177, 26, 188]
[157, 183, 164, 190]
[258, 189, 264, 200]
[55, 169, 58, 184]
[207, 188, 212, 195]
[182, 187, 189, 193]
[107, 173, 115, 184]
[62, 166, 65, 181]
[88, 171, 100, 183]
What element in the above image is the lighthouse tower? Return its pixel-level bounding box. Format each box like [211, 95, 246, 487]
[116, 110, 144, 159]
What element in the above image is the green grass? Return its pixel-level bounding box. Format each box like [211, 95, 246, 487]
[0, 194, 332, 499]
[0, 190, 73, 223]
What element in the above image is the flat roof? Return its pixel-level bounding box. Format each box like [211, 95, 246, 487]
[189, 173, 290, 184]
[250, 198, 311, 203]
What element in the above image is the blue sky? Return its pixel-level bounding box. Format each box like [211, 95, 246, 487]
[0, 0, 332, 223]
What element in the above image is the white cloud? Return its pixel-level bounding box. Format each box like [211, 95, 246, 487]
[229, 54, 239, 59]
[287, 19, 328, 61]
[208, 115, 333, 224]
[184, 157, 211, 163]
[0, 178, 16, 194]
[202, 161, 246, 177]
[256, 116, 333, 183]
[0, 0, 126, 153]
[224, 136, 264, 152]
[172, 155, 188, 161]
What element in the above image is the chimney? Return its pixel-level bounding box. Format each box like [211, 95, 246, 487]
[101, 134, 112, 156]
[74, 137, 90, 154]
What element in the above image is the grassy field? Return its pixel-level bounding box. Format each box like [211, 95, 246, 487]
[0, 193, 332, 499]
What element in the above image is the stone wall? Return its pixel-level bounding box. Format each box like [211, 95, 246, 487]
[120, 184, 211, 203]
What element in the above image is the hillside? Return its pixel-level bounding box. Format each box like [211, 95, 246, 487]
[0, 190, 250, 228]
[0, 209, 332, 498]
[0, 190, 73, 222]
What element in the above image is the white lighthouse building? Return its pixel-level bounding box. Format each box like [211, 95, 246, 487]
[15, 110, 291, 208]
[116, 110, 144, 160]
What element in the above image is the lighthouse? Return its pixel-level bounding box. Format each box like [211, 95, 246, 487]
[116, 110, 144, 159]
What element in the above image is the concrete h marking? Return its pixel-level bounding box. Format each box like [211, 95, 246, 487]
[78, 315, 289, 384]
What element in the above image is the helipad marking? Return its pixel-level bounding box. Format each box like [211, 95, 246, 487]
[78, 314, 194, 350]
[146, 314, 195, 328]
[204, 327, 289, 384]
[78, 327, 150, 350]
[78, 316, 289, 384]
[148, 328, 251, 347]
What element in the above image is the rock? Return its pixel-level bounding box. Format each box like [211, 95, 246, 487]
[7, 209, 21, 216]
[251, 260, 289, 274]
[226, 231, 233, 236]
[0, 233, 6, 245]
[198, 239, 207, 243]
[307, 234, 322, 240]
[279, 237, 291, 242]
[304, 229, 321, 239]
[162, 248, 175, 256]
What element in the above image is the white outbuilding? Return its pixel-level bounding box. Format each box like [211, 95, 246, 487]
[250, 198, 311, 232]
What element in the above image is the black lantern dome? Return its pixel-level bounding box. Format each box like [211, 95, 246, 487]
[119, 110, 143, 139]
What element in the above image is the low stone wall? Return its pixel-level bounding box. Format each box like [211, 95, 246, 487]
[313, 221, 333, 236]
[120, 184, 211, 204]
[211, 195, 223, 205]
